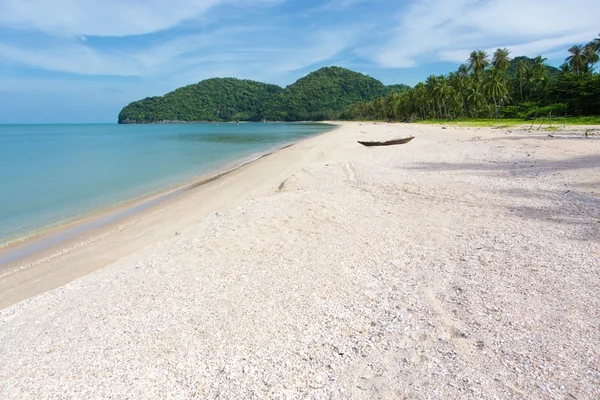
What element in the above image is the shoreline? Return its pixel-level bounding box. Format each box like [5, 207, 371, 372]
[0, 122, 337, 259]
[0, 142, 289, 259]
[1, 121, 599, 398]
[0, 124, 339, 307]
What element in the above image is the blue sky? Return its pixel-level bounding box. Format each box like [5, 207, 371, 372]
[0, 0, 598, 123]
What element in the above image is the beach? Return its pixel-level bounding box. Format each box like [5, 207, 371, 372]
[1, 121, 599, 398]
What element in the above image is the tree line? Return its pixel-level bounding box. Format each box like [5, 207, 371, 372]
[341, 35, 600, 121]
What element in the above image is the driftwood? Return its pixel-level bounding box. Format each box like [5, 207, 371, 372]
[357, 136, 415, 147]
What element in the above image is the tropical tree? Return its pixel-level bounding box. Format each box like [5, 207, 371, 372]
[588, 34, 600, 53]
[484, 69, 509, 118]
[458, 63, 469, 78]
[583, 44, 599, 72]
[339, 33, 600, 122]
[425, 75, 440, 117]
[466, 81, 486, 117]
[566, 45, 586, 74]
[516, 59, 529, 102]
[434, 75, 453, 118]
[411, 83, 428, 119]
[492, 48, 511, 72]
[468, 50, 490, 79]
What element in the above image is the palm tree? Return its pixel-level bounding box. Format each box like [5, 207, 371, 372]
[466, 81, 486, 117]
[457, 63, 469, 78]
[492, 48, 511, 72]
[583, 44, 599, 73]
[425, 75, 439, 118]
[516, 60, 528, 102]
[484, 69, 509, 118]
[434, 75, 453, 118]
[384, 93, 401, 120]
[468, 50, 490, 79]
[448, 71, 468, 115]
[588, 34, 600, 53]
[566, 45, 586, 74]
[412, 83, 428, 119]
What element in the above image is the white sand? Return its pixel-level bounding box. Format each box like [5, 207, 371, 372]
[1, 122, 599, 399]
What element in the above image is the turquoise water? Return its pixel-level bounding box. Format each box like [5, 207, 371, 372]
[0, 123, 333, 244]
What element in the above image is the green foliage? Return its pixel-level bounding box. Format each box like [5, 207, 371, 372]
[119, 78, 282, 123]
[118, 67, 387, 123]
[548, 73, 600, 116]
[506, 56, 561, 80]
[385, 84, 412, 94]
[342, 36, 600, 123]
[265, 67, 387, 121]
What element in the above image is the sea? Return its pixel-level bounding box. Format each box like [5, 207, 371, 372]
[0, 122, 334, 246]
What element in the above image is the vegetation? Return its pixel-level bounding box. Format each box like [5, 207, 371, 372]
[119, 67, 387, 123]
[119, 36, 600, 124]
[118, 78, 282, 123]
[342, 35, 600, 122]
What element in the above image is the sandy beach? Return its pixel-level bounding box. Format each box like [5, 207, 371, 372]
[1, 121, 599, 399]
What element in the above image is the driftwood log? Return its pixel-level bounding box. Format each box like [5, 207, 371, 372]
[358, 136, 415, 147]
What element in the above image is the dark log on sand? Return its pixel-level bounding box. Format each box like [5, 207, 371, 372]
[358, 136, 415, 147]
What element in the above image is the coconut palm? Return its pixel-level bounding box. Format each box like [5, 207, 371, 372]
[468, 50, 489, 78]
[484, 69, 509, 118]
[516, 60, 528, 102]
[588, 34, 600, 53]
[583, 44, 599, 72]
[434, 75, 453, 118]
[466, 82, 486, 117]
[448, 71, 468, 115]
[412, 83, 428, 119]
[566, 45, 586, 74]
[492, 48, 511, 72]
[457, 63, 469, 78]
[425, 75, 439, 118]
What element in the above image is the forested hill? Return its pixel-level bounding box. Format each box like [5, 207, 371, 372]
[118, 78, 282, 123]
[118, 67, 390, 123]
[506, 56, 562, 79]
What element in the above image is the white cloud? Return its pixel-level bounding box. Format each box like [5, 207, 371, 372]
[0, 27, 249, 76]
[0, 23, 353, 81]
[0, 0, 282, 37]
[374, 0, 600, 67]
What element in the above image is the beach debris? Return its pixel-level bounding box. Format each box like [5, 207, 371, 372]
[174, 232, 180, 236]
[358, 136, 415, 147]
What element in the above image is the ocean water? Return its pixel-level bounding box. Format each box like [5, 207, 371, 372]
[0, 123, 334, 245]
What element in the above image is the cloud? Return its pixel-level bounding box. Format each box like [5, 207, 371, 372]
[0, 23, 354, 83]
[438, 33, 596, 63]
[373, 0, 600, 67]
[0, 25, 268, 76]
[0, 0, 282, 37]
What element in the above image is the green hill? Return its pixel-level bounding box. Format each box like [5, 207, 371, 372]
[118, 66, 389, 123]
[118, 78, 282, 123]
[385, 84, 412, 93]
[267, 66, 387, 121]
[507, 56, 562, 80]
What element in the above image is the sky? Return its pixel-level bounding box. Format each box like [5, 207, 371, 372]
[0, 0, 598, 123]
